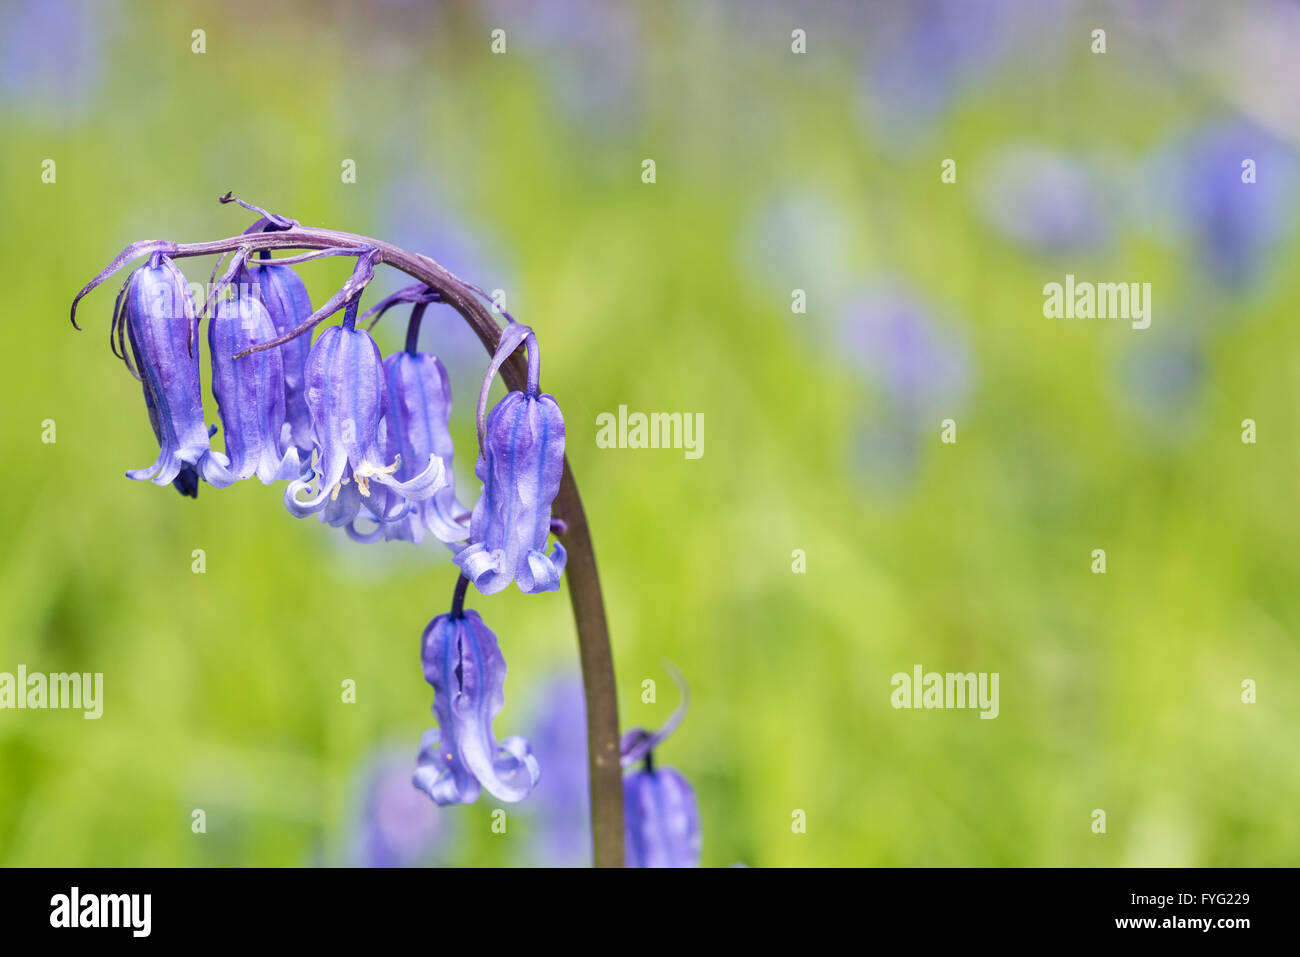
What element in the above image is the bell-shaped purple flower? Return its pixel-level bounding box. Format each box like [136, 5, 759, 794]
[413, 606, 539, 805]
[1169, 120, 1298, 288]
[380, 349, 470, 544]
[621, 667, 701, 868]
[623, 767, 702, 868]
[121, 254, 235, 490]
[284, 304, 447, 518]
[242, 257, 314, 462]
[209, 295, 300, 484]
[455, 323, 566, 594]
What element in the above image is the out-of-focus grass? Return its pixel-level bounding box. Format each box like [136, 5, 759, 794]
[1, 0, 1297, 866]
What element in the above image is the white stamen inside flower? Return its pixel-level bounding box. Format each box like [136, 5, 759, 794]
[354, 454, 402, 498]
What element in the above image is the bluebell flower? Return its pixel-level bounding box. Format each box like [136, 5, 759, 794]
[621, 671, 701, 868]
[976, 145, 1111, 254]
[208, 294, 301, 484]
[623, 767, 701, 869]
[0, 0, 105, 117]
[414, 605, 540, 805]
[284, 302, 448, 520]
[1159, 120, 1299, 288]
[241, 257, 315, 463]
[376, 337, 470, 544]
[482, 0, 642, 131]
[317, 297, 469, 544]
[455, 322, 566, 594]
[117, 254, 236, 490]
[858, 0, 1007, 150]
[841, 285, 972, 417]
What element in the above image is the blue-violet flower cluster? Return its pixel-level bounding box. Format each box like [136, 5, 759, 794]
[72, 196, 571, 828]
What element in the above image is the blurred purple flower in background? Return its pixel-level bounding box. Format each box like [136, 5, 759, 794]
[1144, 120, 1299, 289]
[842, 286, 973, 418]
[375, 173, 515, 375]
[484, 0, 643, 129]
[976, 146, 1112, 254]
[521, 674, 590, 866]
[857, 0, 1007, 148]
[352, 750, 446, 868]
[0, 0, 107, 116]
[840, 286, 974, 492]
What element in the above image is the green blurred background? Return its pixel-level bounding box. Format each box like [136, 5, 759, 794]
[2, 0, 1299, 866]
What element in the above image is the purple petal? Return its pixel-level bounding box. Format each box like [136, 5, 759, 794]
[384, 351, 470, 543]
[289, 323, 450, 520]
[245, 260, 315, 460]
[210, 295, 297, 484]
[624, 767, 702, 868]
[412, 728, 480, 806]
[289, 325, 387, 513]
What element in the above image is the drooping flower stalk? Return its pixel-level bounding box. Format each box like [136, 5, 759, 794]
[70, 197, 625, 867]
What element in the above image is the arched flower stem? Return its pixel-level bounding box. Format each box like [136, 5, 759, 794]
[72, 219, 625, 867]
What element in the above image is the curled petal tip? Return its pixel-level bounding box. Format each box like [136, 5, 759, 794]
[412, 730, 480, 806]
[284, 476, 331, 517]
[453, 543, 510, 595]
[518, 542, 566, 594]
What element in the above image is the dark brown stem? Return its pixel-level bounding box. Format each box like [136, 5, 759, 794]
[142, 225, 624, 867]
